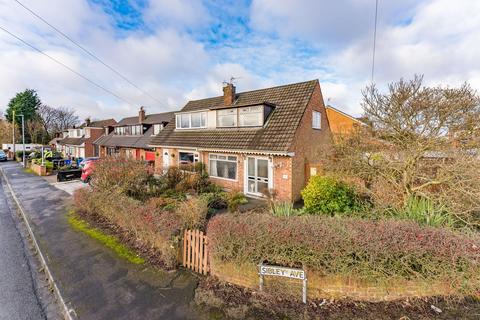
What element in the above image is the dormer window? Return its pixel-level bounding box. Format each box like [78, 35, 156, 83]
[239, 106, 263, 126]
[175, 111, 207, 129]
[153, 124, 163, 135]
[217, 109, 237, 127]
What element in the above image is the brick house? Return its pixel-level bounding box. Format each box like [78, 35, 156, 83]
[94, 107, 175, 162]
[150, 80, 332, 202]
[59, 118, 117, 158]
[325, 105, 366, 137]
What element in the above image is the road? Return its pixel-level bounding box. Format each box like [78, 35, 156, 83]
[0, 176, 46, 320]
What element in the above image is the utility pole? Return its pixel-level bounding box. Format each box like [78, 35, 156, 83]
[12, 109, 16, 159]
[16, 114, 26, 167]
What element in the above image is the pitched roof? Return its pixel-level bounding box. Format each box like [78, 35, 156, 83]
[58, 137, 85, 146]
[115, 112, 175, 126]
[150, 80, 318, 152]
[94, 126, 157, 149]
[79, 118, 117, 128]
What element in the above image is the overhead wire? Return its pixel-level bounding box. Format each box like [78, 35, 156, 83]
[0, 24, 133, 106]
[14, 0, 165, 107]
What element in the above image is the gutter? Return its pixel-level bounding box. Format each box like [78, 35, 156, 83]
[147, 145, 294, 157]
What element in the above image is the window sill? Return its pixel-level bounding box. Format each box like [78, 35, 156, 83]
[209, 175, 238, 182]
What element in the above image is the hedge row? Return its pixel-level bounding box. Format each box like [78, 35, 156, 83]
[207, 213, 480, 294]
[73, 188, 207, 268]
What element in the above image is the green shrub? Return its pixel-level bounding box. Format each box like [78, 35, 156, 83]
[270, 201, 304, 217]
[301, 176, 360, 215]
[207, 213, 480, 294]
[226, 192, 247, 213]
[388, 196, 459, 228]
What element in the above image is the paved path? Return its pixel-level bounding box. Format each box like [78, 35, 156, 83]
[0, 176, 46, 320]
[0, 162, 203, 320]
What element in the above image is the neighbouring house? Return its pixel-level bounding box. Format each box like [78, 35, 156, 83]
[94, 107, 175, 162]
[150, 80, 332, 202]
[48, 130, 68, 151]
[325, 105, 366, 137]
[59, 118, 117, 158]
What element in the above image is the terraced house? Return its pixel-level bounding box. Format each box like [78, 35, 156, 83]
[59, 118, 117, 158]
[94, 107, 175, 162]
[150, 80, 332, 202]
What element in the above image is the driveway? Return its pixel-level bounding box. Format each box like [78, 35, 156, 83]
[43, 175, 88, 195]
[0, 162, 204, 320]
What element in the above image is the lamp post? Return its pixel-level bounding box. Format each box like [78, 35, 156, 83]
[16, 114, 26, 167]
[12, 110, 16, 158]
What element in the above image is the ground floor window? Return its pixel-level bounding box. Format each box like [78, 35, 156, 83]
[106, 147, 117, 156]
[209, 154, 237, 180]
[179, 151, 199, 171]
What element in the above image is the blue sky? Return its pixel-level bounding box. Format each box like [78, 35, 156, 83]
[1, 0, 480, 120]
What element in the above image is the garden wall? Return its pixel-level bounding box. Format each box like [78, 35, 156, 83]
[210, 261, 455, 302]
[30, 163, 47, 176]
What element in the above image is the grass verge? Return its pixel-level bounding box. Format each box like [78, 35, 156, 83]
[67, 210, 145, 265]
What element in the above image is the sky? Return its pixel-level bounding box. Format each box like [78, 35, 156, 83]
[1, 0, 479, 121]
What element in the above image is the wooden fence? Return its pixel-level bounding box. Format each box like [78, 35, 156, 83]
[183, 229, 209, 275]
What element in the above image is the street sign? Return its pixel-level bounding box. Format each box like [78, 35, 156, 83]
[258, 263, 307, 303]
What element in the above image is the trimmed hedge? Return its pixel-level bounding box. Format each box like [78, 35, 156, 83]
[207, 213, 480, 294]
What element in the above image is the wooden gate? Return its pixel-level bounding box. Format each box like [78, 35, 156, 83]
[183, 229, 209, 275]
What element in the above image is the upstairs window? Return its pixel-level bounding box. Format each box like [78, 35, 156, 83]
[153, 124, 163, 135]
[312, 111, 321, 129]
[176, 112, 207, 129]
[217, 109, 237, 127]
[239, 106, 263, 126]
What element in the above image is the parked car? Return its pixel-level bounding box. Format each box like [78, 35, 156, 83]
[0, 150, 7, 161]
[79, 157, 99, 168]
[81, 159, 96, 183]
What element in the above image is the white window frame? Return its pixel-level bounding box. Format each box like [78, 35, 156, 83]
[175, 111, 207, 129]
[178, 150, 200, 170]
[209, 153, 238, 181]
[217, 108, 238, 127]
[312, 111, 321, 129]
[238, 106, 264, 127]
[153, 124, 163, 135]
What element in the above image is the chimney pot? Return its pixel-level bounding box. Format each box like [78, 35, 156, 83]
[139, 106, 146, 123]
[223, 83, 236, 106]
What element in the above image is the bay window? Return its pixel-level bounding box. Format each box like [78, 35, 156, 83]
[209, 154, 237, 180]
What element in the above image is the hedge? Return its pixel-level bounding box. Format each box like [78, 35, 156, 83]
[207, 213, 480, 294]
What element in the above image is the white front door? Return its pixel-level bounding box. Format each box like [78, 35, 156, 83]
[246, 157, 270, 196]
[163, 149, 170, 170]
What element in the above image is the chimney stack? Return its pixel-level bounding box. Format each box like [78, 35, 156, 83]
[223, 83, 236, 106]
[139, 106, 146, 123]
[85, 117, 91, 126]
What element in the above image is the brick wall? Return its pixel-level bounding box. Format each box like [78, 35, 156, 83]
[211, 261, 456, 302]
[84, 128, 104, 157]
[290, 82, 333, 201]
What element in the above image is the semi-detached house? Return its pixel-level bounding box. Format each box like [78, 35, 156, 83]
[59, 118, 117, 158]
[150, 80, 332, 202]
[94, 107, 175, 162]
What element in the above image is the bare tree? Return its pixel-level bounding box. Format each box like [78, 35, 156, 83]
[328, 75, 480, 226]
[37, 105, 80, 137]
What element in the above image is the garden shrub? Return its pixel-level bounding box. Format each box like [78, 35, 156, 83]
[90, 156, 155, 200]
[175, 197, 209, 230]
[270, 201, 304, 217]
[301, 176, 360, 215]
[73, 188, 182, 268]
[226, 192, 248, 212]
[207, 213, 480, 295]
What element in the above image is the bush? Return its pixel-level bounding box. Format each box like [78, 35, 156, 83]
[387, 196, 460, 228]
[175, 197, 209, 230]
[90, 156, 154, 200]
[207, 213, 480, 294]
[226, 192, 248, 213]
[301, 176, 360, 215]
[73, 188, 182, 268]
[270, 201, 304, 217]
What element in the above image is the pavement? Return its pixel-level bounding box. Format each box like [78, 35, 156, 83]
[0, 175, 60, 320]
[0, 162, 204, 320]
